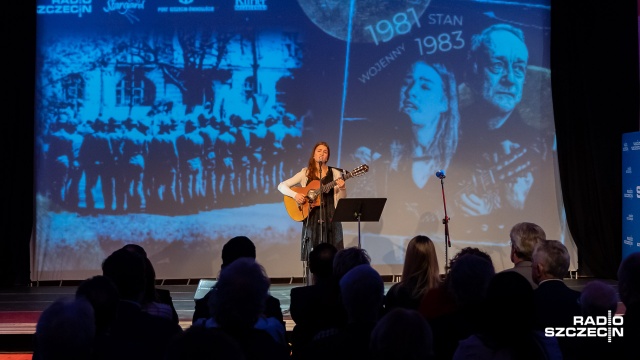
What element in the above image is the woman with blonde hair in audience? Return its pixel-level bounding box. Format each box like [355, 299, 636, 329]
[384, 235, 441, 312]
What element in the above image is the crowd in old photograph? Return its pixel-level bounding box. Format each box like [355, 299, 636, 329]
[39, 109, 304, 215]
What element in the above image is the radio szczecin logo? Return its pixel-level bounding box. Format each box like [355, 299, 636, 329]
[544, 311, 623, 343]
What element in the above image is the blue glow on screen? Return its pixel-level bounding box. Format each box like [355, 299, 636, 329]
[34, 0, 567, 280]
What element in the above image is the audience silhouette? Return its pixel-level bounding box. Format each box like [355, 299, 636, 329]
[370, 307, 435, 360]
[197, 257, 290, 360]
[33, 297, 96, 360]
[289, 242, 344, 359]
[306, 264, 385, 360]
[122, 243, 179, 324]
[384, 235, 441, 312]
[419, 247, 492, 320]
[193, 236, 285, 328]
[532, 239, 581, 359]
[165, 325, 246, 360]
[615, 252, 640, 359]
[579, 280, 619, 317]
[332, 246, 372, 281]
[97, 247, 183, 360]
[329, 246, 374, 331]
[75, 275, 119, 340]
[426, 248, 495, 360]
[28, 233, 636, 359]
[453, 271, 562, 360]
[500, 222, 546, 289]
[573, 279, 620, 359]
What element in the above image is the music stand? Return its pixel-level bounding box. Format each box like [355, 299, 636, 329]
[333, 198, 386, 249]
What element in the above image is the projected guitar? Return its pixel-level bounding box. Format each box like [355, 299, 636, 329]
[283, 164, 369, 221]
[454, 139, 547, 216]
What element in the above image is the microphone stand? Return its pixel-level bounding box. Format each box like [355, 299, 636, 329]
[437, 171, 452, 273]
[318, 161, 325, 245]
[302, 211, 311, 285]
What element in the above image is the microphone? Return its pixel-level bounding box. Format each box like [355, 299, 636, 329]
[435, 170, 446, 179]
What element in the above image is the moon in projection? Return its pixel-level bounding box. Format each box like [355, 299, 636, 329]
[297, 0, 432, 44]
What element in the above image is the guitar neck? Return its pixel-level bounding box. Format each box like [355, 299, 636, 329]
[320, 172, 352, 193]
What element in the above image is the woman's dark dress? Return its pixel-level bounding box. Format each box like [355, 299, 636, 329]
[300, 167, 344, 261]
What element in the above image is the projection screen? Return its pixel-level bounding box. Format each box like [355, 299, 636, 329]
[33, 0, 576, 280]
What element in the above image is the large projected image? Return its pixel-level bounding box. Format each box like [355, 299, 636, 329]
[34, 0, 571, 280]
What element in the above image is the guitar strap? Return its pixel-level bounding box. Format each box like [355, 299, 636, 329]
[323, 167, 336, 188]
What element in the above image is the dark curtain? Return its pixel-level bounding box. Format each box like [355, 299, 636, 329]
[551, 0, 639, 279]
[2, 3, 35, 287]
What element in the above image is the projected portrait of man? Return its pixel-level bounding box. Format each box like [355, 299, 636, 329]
[451, 23, 554, 238]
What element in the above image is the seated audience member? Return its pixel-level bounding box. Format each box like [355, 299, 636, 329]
[98, 248, 183, 360]
[203, 257, 290, 360]
[307, 264, 385, 360]
[370, 308, 434, 360]
[447, 252, 495, 315]
[165, 322, 245, 360]
[122, 243, 179, 323]
[33, 298, 96, 360]
[329, 246, 374, 327]
[332, 246, 372, 281]
[75, 275, 119, 338]
[453, 272, 562, 360]
[500, 222, 546, 289]
[579, 280, 619, 316]
[193, 236, 284, 328]
[532, 239, 581, 359]
[426, 249, 495, 360]
[573, 280, 620, 359]
[289, 243, 344, 359]
[419, 247, 492, 320]
[614, 252, 640, 359]
[384, 235, 441, 312]
[196, 258, 287, 347]
[532, 239, 581, 326]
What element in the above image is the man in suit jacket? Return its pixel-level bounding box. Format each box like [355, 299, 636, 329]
[499, 222, 546, 289]
[532, 239, 580, 360]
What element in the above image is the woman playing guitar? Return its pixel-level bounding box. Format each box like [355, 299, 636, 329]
[277, 141, 347, 276]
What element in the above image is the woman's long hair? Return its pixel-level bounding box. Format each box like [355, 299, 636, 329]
[396, 61, 460, 173]
[401, 235, 441, 299]
[427, 62, 460, 172]
[306, 141, 330, 181]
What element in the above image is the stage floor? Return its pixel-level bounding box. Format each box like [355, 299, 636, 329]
[0, 278, 619, 352]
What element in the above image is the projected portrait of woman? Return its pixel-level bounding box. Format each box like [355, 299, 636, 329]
[352, 60, 460, 236]
[395, 60, 460, 190]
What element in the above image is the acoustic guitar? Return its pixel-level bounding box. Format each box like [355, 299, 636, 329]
[283, 164, 369, 221]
